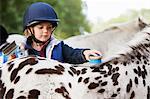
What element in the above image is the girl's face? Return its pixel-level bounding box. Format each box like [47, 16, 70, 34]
[33, 22, 54, 42]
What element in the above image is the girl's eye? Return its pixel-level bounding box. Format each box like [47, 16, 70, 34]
[38, 26, 43, 29]
[48, 26, 52, 30]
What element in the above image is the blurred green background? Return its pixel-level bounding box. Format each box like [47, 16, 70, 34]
[0, 0, 90, 39]
[0, 0, 150, 39]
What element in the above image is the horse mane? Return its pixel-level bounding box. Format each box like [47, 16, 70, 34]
[100, 26, 150, 66]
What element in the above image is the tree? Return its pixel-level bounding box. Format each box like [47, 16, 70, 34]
[0, 0, 90, 39]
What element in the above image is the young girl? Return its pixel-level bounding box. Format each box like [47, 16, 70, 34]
[22, 2, 102, 64]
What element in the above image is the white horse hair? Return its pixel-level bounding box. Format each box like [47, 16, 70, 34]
[64, 17, 148, 59]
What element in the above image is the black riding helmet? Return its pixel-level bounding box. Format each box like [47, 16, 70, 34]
[23, 2, 60, 43]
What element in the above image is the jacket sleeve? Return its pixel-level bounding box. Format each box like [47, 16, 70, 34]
[62, 41, 89, 64]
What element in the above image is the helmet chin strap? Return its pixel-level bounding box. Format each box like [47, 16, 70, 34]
[28, 28, 46, 45]
[28, 27, 56, 45]
[31, 34, 46, 44]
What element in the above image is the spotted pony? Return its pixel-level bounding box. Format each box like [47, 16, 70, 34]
[0, 27, 150, 99]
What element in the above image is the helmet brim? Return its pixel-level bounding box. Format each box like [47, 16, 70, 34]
[27, 18, 60, 27]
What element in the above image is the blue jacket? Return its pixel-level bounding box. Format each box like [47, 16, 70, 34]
[25, 37, 88, 64]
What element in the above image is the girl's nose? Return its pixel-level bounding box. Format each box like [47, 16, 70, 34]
[43, 28, 49, 34]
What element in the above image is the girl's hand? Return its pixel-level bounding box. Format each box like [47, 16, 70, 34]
[83, 49, 102, 61]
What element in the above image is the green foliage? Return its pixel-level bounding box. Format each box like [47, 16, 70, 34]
[1, 0, 150, 39]
[0, 0, 90, 39]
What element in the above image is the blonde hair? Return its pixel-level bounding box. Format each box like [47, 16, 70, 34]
[24, 28, 32, 38]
